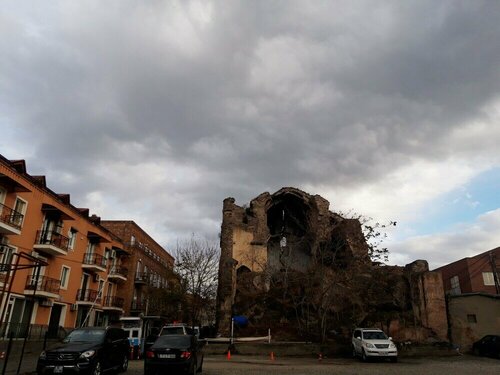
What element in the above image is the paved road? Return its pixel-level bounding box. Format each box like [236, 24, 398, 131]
[128, 355, 500, 375]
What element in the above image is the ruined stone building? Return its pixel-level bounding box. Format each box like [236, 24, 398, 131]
[216, 187, 448, 342]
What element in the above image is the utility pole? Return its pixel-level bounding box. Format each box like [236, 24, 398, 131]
[489, 251, 500, 295]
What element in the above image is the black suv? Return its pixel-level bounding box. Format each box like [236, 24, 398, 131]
[37, 327, 130, 375]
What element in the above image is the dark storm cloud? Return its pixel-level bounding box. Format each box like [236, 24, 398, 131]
[1, 0, 500, 252]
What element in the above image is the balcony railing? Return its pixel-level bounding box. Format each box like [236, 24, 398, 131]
[0, 323, 68, 340]
[82, 253, 106, 268]
[76, 289, 101, 304]
[35, 230, 70, 252]
[25, 275, 61, 295]
[0, 203, 24, 230]
[134, 272, 150, 284]
[103, 296, 124, 309]
[109, 266, 128, 278]
[130, 301, 146, 311]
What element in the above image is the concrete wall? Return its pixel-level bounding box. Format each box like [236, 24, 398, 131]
[448, 294, 500, 350]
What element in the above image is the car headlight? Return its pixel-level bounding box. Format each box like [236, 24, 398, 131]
[39, 351, 46, 359]
[79, 350, 96, 359]
[389, 343, 396, 349]
[364, 343, 374, 348]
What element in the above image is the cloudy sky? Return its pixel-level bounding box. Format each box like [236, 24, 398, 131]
[1, 0, 499, 268]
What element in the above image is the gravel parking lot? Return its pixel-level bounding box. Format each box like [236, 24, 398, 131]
[127, 354, 499, 375]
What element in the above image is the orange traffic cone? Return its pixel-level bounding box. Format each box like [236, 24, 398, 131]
[270, 352, 275, 361]
[227, 350, 231, 360]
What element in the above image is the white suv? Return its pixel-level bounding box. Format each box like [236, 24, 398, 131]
[352, 328, 398, 362]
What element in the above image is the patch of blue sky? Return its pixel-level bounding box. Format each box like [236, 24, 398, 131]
[405, 167, 500, 237]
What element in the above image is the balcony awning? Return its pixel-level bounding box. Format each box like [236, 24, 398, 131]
[41, 203, 74, 220]
[87, 230, 110, 243]
[0, 173, 31, 192]
[112, 245, 130, 255]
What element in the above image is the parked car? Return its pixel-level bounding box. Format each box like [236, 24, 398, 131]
[352, 328, 398, 362]
[159, 323, 195, 336]
[37, 327, 130, 375]
[472, 335, 500, 358]
[144, 334, 204, 375]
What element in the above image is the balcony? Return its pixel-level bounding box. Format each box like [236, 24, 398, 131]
[103, 296, 125, 311]
[134, 272, 150, 285]
[82, 253, 106, 273]
[76, 289, 101, 305]
[33, 230, 69, 256]
[24, 275, 61, 299]
[0, 203, 24, 235]
[108, 266, 128, 282]
[130, 301, 146, 312]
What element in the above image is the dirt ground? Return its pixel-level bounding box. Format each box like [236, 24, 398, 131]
[128, 354, 499, 375]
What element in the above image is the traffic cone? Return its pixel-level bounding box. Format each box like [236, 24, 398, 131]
[270, 352, 275, 361]
[227, 350, 231, 360]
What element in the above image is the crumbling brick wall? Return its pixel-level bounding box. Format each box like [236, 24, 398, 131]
[216, 187, 448, 342]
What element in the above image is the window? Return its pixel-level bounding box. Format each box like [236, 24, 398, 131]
[130, 235, 136, 245]
[60, 266, 70, 289]
[68, 228, 77, 250]
[450, 275, 461, 295]
[482, 272, 495, 286]
[0, 245, 16, 269]
[11, 197, 27, 227]
[0, 187, 6, 204]
[98, 280, 104, 297]
[86, 242, 96, 254]
[467, 314, 477, 323]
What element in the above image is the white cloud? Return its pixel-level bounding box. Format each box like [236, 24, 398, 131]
[1, 0, 500, 267]
[388, 209, 500, 269]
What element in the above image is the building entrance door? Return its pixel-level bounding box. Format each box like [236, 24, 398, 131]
[48, 304, 62, 338]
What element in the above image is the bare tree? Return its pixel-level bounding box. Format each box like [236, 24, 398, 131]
[175, 236, 220, 327]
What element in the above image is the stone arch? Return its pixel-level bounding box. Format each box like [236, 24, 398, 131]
[266, 190, 313, 272]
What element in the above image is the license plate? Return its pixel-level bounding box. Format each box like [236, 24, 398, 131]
[379, 352, 388, 356]
[158, 354, 176, 359]
[54, 366, 63, 373]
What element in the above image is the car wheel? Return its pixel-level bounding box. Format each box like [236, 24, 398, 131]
[197, 355, 204, 373]
[361, 349, 368, 362]
[390, 356, 398, 363]
[92, 361, 102, 375]
[119, 355, 129, 372]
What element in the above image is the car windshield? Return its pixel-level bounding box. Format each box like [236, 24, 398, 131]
[153, 335, 191, 349]
[63, 329, 105, 343]
[161, 327, 185, 335]
[362, 331, 387, 340]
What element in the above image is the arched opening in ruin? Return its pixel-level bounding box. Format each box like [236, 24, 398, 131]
[266, 192, 312, 272]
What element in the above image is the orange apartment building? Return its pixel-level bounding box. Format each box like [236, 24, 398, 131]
[100, 221, 175, 317]
[0, 155, 131, 338]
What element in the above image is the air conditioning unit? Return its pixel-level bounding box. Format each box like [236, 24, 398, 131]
[93, 274, 100, 282]
[70, 304, 78, 311]
[39, 299, 53, 307]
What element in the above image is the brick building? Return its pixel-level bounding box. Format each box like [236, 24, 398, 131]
[0, 154, 131, 337]
[100, 221, 174, 317]
[435, 247, 500, 296]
